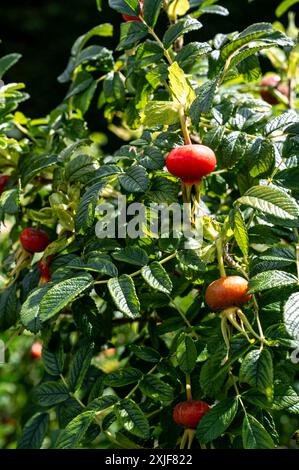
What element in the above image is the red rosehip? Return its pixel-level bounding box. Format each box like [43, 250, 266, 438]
[38, 255, 53, 276]
[31, 342, 42, 359]
[260, 74, 289, 105]
[173, 400, 210, 429]
[166, 144, 217, 184]
[205, 276, 252, 311]
[0, 175, 11, 194]
[122, 0, 143, 21]
[20, 228, 50, 253]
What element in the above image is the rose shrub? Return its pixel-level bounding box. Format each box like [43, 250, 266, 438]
[0, 0, 299, 450]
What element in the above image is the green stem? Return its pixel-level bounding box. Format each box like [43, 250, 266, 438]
[216, 237, 226, 277]
[186, 373, 192, 401]
[229, 369, 247, 415]
[94, 252, 176, 285]
[179, 106, 191, 145]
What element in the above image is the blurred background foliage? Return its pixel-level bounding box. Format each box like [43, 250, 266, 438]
[0, 0, 284, 152]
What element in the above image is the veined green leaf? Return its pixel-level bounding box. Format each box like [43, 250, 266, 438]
[108, 275, 140, 318]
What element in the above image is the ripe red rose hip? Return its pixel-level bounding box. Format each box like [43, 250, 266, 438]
[173, 400, 210, 429]
[166, 144, 217, 184]
[38, 255, 53, 276]
[31, 342, 42, 359]
[0, 175, 11, 194]
[122, 0, 143, 21]
[20, 228, 50, 253]
[260, 74, 289, 105]
[205, 276, 252, 311]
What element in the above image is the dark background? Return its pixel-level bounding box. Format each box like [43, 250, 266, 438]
[0, 0, 286, 120]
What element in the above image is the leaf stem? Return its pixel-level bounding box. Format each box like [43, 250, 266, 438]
[186, 373, 192, 401]
[216, 237, 226, 277]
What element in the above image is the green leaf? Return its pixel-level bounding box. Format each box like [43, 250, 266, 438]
[163, 18, 202, 49]
[17, 412, 49, 449]
[108, 275, 140, 318]
[87, 395, 118, 412]
[65, 154, 96, 184]
[275, 167, 299, 191]
[0, 188, 19, 216]
[0, 53, 22, 79]
[239, 349, 273, 399]
[176, 334, 197, 374]
[168, 62, 196, 107]
[236, 185, 299, 223]
[20, 154, 58, 185]
[220, 23, 274, 62]
[56, 410, 96, 449]
[109, 0, 139, 15]
[265, 111, 298, 136]
[130, 345, 161, 363]
[71, 24, 113, 57]
[57, 140, 90, 163]
[75, 182, 106, 234]
[242, 414, 275, 449]
[219, 131, 248, 169]
[176, 42, 212, 70]
[35, 381, 69, 407]
[40, 274, 94, 322]
[112, 247, 149, 266]
[120, 165, 150, 193]
[176, 250, 205, 275]
[247, 138, 275, 178]
[195, 5, 229, 16]
[20, 287, 49, 333]
[141, 262, 173, 294]
[249, 270, 298, 293]
[142, 0, 163, 27]
[115, 399, 150, 439]
[67, 341, 94, 391]
[232, 208, 249, 257]
[275, 0, 299, 17]
[139, 375, 174, 404]
[284, 292, 299, 338]
[0, 284, 19, 331]
[196, 398, 238, 444]
[138, 146, 165, 170]
[142, 101, 181, 127]
[118, 21, 148, 51]
[42, 346, 64, 376]
[105, 367, 143, 387]
[190, 77, 220, 121]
